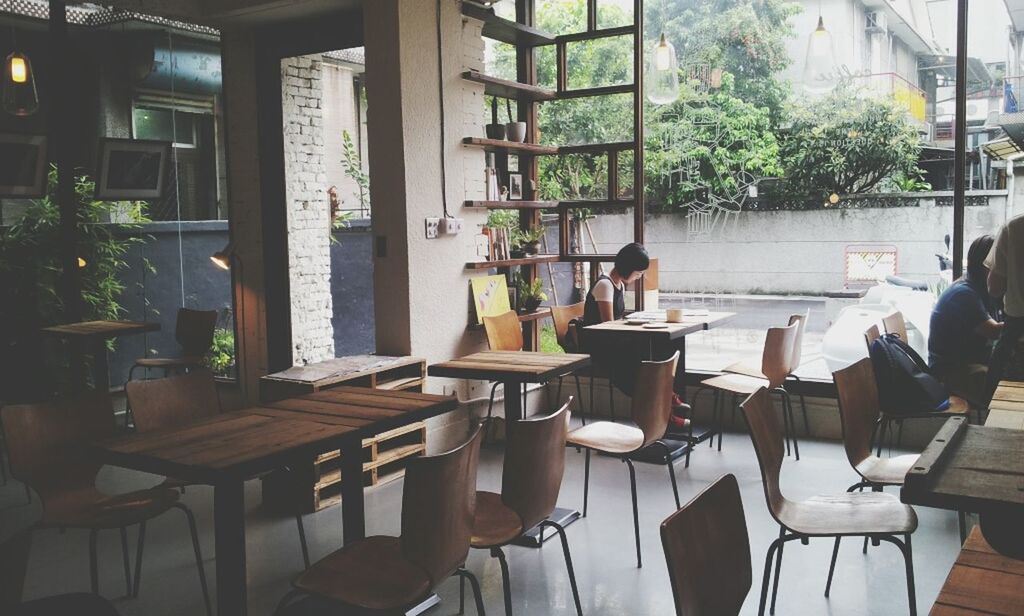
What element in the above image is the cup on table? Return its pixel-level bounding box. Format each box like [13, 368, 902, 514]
[666, 308, 684, 323]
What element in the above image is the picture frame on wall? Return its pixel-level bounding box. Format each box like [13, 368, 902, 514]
[95, 138, 171, 200]
[508, 173, 523, 200]
[0, 133, 48, 198]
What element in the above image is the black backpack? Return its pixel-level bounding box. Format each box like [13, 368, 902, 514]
[868, 333, 951, 415]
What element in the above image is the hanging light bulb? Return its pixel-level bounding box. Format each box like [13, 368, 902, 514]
[3, 51, 39, 116]
[646, 33, 679, 105]
[802, 16, 839, 94]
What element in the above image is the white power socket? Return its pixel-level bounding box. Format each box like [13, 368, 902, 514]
[439, 217, 464, 235]
[424, 217, 440, 239]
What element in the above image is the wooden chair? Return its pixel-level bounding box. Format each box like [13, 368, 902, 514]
[660, 474, 751, 616]
[550, 301, 616, 422]
[699, 322, 801, 460]
[740, 388, 918, 616]
[0, 393, 211, 614]
[126, 369, 313, 570]
[882, 311, 909, 342]
[724, 312, 811, 436]
[465, 400, 582, 616]
[274, 426, 486, 615]
[128, 308, 217, 380]
[566, 352, 681, 568]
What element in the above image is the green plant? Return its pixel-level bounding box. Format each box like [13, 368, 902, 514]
[540, 324, 564, 354]
[512, 226, 545, 247]
[205, 327, 236, 377]
[888, 171, 932, 193]
[341, 129, 370, 213]
[514, 273, 548, 303]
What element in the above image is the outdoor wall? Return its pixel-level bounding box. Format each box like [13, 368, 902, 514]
[282, 54, 336, 365]
[321, 59, 369, 215]
[585, 192, 1016, 294]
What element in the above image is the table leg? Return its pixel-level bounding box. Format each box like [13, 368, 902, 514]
[503, 379, 524, 422]
[214, 480, 247, 616]
[91, 339, 110, 392]
[340, 434, 365, 545]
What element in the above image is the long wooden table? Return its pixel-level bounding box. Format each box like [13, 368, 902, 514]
[41, 320, 160, 390]
[93, 386, 459, 616]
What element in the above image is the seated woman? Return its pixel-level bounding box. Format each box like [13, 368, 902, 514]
[928, 234, 1002, 407]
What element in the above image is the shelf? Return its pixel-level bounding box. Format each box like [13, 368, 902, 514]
[559, 254, 618, 262]
[463, 70, 556, 101]
[559, 199, 634, 209]
[462, 137, 558, 155]
[556, 25, 635, 43]
[464, 200, 558, 210]
[558, 141, 635, 155]
[556, 83, 635, 100]
[466, 255, 560, 269]
[462, 3, 556, 47]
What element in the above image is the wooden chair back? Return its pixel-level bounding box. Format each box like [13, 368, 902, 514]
[739, 388, 790, 524]
[0, 529, 31, 610]
[759, 322, 800, 389]
[833, 358, 881, 470]
[788, 311, 809, 373]
[631, 352, 680, 448]
[549, 302, 585, 352]
[502, 401, 571, 531]
[661, 474, 751, 616]
[401, 425, 483, 586]
[483, 310, 524, 352]
[0, 393, 114, 498]
[882, 311, 908, 342]
[175, 308, 218, 357]
[125, 368, 221, 433]
[864, 324, 881, 350]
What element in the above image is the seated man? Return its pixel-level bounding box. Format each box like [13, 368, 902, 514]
[928, 234, 1002, 406]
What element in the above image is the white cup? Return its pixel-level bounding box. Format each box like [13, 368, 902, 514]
[666, 308, 684, 323]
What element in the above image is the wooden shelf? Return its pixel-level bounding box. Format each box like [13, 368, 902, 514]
[462, 137, 558, 155]
[558, 141, 635, 155]
[466, 255, 560, 269]
[463, 200, 557, 210]
[559, 199, 634, 208]
[463, 70, 556, 101]
[556, 83, 635, 100]
[462, 3, 555, 47]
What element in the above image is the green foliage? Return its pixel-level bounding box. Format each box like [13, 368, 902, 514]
[341, 129, 370, 212]
[205, 327, 236, 377]
[512, 226, 545, 248]
[888, 171, 932, 193]
[486, 209, 520, 229]
[540, 325, 564, 354]
[779, 90, 924, 198]
[513, 271, 548, 302]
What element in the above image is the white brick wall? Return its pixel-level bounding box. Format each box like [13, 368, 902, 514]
[282, 54, 335, 365]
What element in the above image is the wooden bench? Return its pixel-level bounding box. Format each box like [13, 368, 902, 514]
[931, 528, 1024, 615]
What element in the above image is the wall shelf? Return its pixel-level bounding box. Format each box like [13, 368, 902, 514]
[462, 70, 557, 101]
[559, 199, 634, 209]
[466, 255, 560, 269]
[462, 137, 558, 155]
[464, 200, 557, 210]
[461, 3, 556, 47]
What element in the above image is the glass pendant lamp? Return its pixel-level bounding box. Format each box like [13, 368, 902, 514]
[3, 50, 39, 116]
[802, 15, 839, 93]
[646, 33, 679, 105]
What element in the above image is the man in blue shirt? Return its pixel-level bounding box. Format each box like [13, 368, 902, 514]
[928, 234, 1003, 406]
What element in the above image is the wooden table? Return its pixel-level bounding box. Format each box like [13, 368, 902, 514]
[93, 386, 459, 616]
[986, 380, 1024, 430]
[931, 528, 1024, 615]
[41, 320, 160, 390]
[428, 350, 591, 422]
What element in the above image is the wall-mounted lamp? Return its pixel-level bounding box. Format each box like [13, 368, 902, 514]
[210, 241, 234, 270]
[77, 256, 87, 268]
[3, 50, 39, 116]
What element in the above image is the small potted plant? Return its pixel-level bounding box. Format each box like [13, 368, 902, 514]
[486, 97, 506, 140]
[514, 273, 548, 313]
[505, 99, 526, 142]
[515, 226, 545, 256]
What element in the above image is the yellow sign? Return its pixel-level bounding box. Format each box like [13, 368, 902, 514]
[471, 275, 511, 324]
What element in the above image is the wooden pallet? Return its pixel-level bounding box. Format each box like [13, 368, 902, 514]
[259, 355, 426, 401]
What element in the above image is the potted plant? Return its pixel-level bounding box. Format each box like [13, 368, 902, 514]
[486, 97, 506, 140]
[515, 274, 548, 313]
[515, 226, 545, 256]
[505, 99, 526, 142]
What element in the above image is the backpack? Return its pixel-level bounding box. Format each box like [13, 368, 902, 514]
[868, 333, 951, 415]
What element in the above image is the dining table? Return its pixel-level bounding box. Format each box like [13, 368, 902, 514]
[92, 386, 459, 616]
[41, 319, 160, 391]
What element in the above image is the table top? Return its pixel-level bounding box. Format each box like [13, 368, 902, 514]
[41, 320, 160, 339]
[261, 355, 423, 386]
[583, 311, 734, 340]
[94, 386, 458, 484]
[987, 380, 1024, 430]
[428, 350, 591, 383]
[932, 528, 1024, 615]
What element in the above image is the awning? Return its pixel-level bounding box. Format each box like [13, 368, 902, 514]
[998, 112, 1024, 153]
[919, 55, 993, 89]
[981, 136, 1024, 160]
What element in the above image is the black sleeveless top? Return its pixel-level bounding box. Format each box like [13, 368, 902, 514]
[583, 275, 626, 325]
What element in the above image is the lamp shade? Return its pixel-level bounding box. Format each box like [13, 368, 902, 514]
[211, 241, 233, 270]
[646, 33, 679, 105]
[802, 16, 839, 94]
[3, 51, 39, 116]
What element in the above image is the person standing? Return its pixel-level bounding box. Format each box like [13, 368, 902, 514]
[985, 214, 1024, 402]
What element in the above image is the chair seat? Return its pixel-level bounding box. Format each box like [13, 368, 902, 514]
[722, 359, 765, 379]
[133, 356, 204, 369]
[471, 491, 523, 548]
[701, 373, 769, 395]
[41, 485, 180, 529]
[882, 395, 971, 420]
[778, 491, 917, 537]
[855, 454, 918, 486]
[567, 421, 644, 454]
[293, 535, 432, 611]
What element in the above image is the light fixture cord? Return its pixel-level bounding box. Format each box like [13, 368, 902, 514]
[167, 30, 186, 307]
[436, 0, 451, 218]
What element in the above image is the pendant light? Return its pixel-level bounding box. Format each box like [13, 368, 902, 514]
[3, 29, 39, 117]
[802, 13, 839, 94]
[647, 33, 679, 105]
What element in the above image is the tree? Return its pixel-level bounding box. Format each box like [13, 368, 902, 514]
[779, 89, 924, 198]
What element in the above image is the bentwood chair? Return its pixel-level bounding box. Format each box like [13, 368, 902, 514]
[2, 528, 120, 616]
[723, 312, 810, 435]
[740, 388, 918, 616]
[567, 352, 681, 568]
[466, 400, 582, 616]
[128, 308, 217, 380]
[660, 474, 751, 616]
[126, 370, 314, 569]
[699, 321, 801, 460]
[274, 426, 485, 616]
[0, 393, 211, 615]
[481, 310, 528, 436]
[550, 302, 616, 422]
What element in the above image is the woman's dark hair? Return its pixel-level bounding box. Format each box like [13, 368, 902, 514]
[966, 234, 995, 279]
[614, 243, 650, 277]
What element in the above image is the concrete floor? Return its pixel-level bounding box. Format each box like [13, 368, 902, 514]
[2, 427, 963, 616]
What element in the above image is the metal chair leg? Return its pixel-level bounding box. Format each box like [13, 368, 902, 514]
[296, 515, 310, 569]
[625, 458, 641, 568]
[656, 442, 681, 509]
[958, 511, 968, 543]
[574, 374, 586, 426]
[89, 529, 99, 595]
[877, 534, 917, 616]
[119, 526, 132, 597]
[455, 568, 486, 616]
[770, 527, 785, 614]
[556, 376, 563, 406]
[825, 537, 841, 597]
[790, 374, 811, 436]
[174, 503, 212, 616]
[133, 521, 146, 597]
[484, 382, 500, 443]
[876, 419, 888, 457]
[758, 537, 782, 616]
[777, 392, 791, 458]
[582, 448, 590, 517]
[783, 391, 800, 460]
[541, 521, 583, 616]
[459, 569, 466, 614]
[492, 547, 514, 616]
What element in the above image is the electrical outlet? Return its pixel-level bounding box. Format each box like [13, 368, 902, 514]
[440, 217, 464, 235]
[424, 217, 440, 239]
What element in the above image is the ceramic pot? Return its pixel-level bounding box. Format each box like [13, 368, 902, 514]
[505, 121, 527, 142]
[486, 123, 506, 140]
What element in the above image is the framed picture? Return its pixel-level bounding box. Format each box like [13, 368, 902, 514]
[0, 133, 48, 198]
[95, 138, 171, 200]
[508, 173, 523, 200]
[471, 274, 512, 324]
